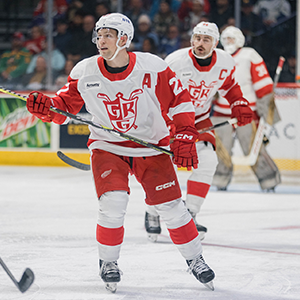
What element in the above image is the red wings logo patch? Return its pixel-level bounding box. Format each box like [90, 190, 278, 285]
[98, 89, 143, 133]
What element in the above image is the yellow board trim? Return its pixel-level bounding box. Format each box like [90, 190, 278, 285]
[1, 151, 300, 171]
[0, 150, 90, 167]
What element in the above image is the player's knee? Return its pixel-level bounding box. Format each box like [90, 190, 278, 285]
[98, 190, 129, 227]
[155, 198, 191, 228]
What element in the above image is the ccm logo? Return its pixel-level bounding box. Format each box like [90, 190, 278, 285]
[175, 134, 193, 140]
[156, 180, 176, 191]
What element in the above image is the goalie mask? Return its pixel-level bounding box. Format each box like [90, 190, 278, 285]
[221, 26, 245, 55]
[92, 13, 134, 61]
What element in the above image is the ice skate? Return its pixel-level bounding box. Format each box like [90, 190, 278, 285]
[188, 210, 207, 240]
[99, 260, 122, 293]
[145, 211, 161, 242]
[186, 254, 215, 291]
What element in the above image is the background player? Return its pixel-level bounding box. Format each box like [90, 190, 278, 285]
[144, 22, 253, 241]
[211, 26, 281, 191]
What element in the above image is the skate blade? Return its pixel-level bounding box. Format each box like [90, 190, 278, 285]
[147, 233, 158, 242]
[105, 283, 117, 293]
[203, 281, 214, 291]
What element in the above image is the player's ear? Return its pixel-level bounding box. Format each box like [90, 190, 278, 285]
[119, 35, 128, 47]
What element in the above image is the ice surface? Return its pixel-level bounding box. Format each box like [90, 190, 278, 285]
[0, 166, 299, 299]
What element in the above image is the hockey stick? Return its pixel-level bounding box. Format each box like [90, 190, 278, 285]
[56, 118, 238, 171]
[57, 150, 91, 171]
[0, 87, 173, 156]
[0, 257, 34, 293]
[231, 56, 285, 166]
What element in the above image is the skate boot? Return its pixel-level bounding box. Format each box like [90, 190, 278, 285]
[144, 211, 161, 242]
[186, 254, 215, 290]
[99, 260, 122, 293]
[188, 210, 207, 240]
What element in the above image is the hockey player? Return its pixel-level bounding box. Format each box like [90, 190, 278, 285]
[26, 13, 215, 292]
[144, 22, 253, 241]
[211, 26, 281, 191]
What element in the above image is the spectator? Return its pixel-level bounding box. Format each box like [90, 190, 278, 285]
[159, 24, 181, 58]
[130, 14, 159, 51]
[178, 0, 210, 24]
[149, 0, 182, 18]
[22, 56, 48, 90]
[240, 0, 265, 45]
[65, 14, 98, 63]
[67, 8, 85, 34]
[53, 18, 72, 57]
[0, 32, 32, 87]
[66, 0, 97, 17]
[54, 59, 75, 88]
[253, 0, 291, 28]
[124, 0, 148, 31]
[26, 41, 66, 79]
[186, 0, 206, 35]
[279, 51, 296, 82]
[141, 37, 158, 54]
[24, 26, 46, 55]
[152, 0, 179, 39]
[95, 0, 111, 19]
[209, 0, 234, 30]
[31, 0, 68, 27]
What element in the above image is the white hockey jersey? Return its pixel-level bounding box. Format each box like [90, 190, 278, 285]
[213, 47, 273, 116]
[51, 52, 195, 157]
[165, 47, 244, 124]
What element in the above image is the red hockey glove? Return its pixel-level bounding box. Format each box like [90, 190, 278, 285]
[231, 100, 253, 126]
[170, 126, 199, 170]
[27, 91, 54, 122]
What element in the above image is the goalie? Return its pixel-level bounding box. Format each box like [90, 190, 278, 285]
[211, 26, 281, 191]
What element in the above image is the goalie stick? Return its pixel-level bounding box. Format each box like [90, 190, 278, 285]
[57, 118, 238, 171]
[231, 56, 285, 166]
[0, 257, 34, 293]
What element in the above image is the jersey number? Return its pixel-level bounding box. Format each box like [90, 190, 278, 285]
[169, 77, 183, 95]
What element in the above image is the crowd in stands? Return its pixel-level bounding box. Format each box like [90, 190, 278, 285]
[0, 0, 296, 91]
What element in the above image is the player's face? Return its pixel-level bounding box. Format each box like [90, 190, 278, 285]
[192, 34, 215, 58]
[223, 36, 235, 46]
[96, 28, 118, 60]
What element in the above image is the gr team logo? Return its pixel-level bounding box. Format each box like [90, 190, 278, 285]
[188, 79, 217, 108]
[98, 89, 143, 133]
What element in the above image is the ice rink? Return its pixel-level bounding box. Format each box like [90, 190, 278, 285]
[1, 165, 300, 300]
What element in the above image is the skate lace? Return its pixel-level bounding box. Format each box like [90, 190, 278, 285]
[100, 261, 123, 276]
[147, 214, 160, 227]
[187, 255, 210, 274]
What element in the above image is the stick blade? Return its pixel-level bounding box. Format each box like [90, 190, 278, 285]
[57, 151, 91, 171]
[19, 268, 34, 293]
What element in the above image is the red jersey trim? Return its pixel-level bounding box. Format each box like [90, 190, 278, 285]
[188, 49, 217, 72]
[97, 52, 136, 81]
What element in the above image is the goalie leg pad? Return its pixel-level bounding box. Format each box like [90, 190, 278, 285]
[211, 117, 235, 189]
[236, 122, 281, 190]
[251, 145, 281, 190]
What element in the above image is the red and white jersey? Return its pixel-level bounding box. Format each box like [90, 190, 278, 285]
[165, 47, 244, 124]
[51, 52, 195, 157]
[214, 47, 273, 116]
